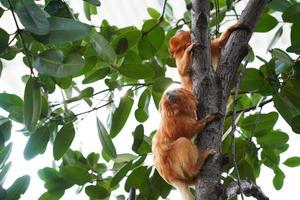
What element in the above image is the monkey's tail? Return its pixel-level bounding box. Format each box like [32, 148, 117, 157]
[173, 182, 195, 200]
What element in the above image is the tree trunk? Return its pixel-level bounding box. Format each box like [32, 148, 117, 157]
[191, 0, 270, 199]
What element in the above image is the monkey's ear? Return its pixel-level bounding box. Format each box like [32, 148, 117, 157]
[168, 37, 178, 56]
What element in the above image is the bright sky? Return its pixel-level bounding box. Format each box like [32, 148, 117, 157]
[0, 0, 300, 199]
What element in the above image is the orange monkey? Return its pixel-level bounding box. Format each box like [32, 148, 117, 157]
[152, 88, 220, 200]
[168, 23, 248, 92]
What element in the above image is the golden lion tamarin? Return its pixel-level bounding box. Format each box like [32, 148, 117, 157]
[152, 88, 220, 200]
[168, 23, 248, 92]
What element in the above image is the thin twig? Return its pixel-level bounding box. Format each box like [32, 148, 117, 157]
[142, 0, 168, 35]
[230, 53, 251, 200]
[226, 98, 273, 117]
[74, 101, 113, 117]
[7, 0, 35, 76]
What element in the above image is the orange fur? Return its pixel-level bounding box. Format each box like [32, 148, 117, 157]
[152, 88, 218, 200]
[169, 23, 247, 92]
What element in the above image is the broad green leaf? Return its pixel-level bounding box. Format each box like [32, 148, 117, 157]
[96, 118, 117, 159]
[90, 32, 117, 64]
[273, 93, 300, 131]
[269, 0, 292, 12]
[282, 3, 300, 23]
[283, 157, 300, 167]
[125, 166, 151, 191]
[6, 175, 30, 200]
[150, 170, 172, 198]
[53, 123, 75, 160]
[0, 143, 12, 167]
[0, 93, 23, 112]
[271, 48, 294, 74]
[0, 60, 2, 77]
[83, 0, 101, 6]
[118, 64, 155, 79]
[132, 124, 144, 153]
[115, 38, 128, 54]
[33, 49, 85, 78]
[39, 190, 64, 200]
[0, 28, 9, 54]
[82, 67, 110, 84]
[34, 17, 91, 44]
[138, 37, 155, 59]
[240, 68, 264, 91]
[85, 185, 110, 199]
[87, 152, 100, 168]
[84, 1, 97, 21]
[110, 91, 134, 137]
[261, 148, 280, 168]
[255, 13, 278, 32]
[135, 89, 151, 122]
[291, 115, 300, 133]
[273, 167, 285, 190]
[152, 77, 173, 93]
[64, 87, 94, 104]
[240, 112, 279, 137]
[291, 21, 300, 46]
[14, 0, 49, 35]
[0, 118, 12, 145]
[112, 29, 142, 52]
[24, 127, 50, 160]
[23, 77, 42, 131]
[144, 21, 165, 50]
[60, 166, 92, 185]
[147, 8, 160, 19]
[0, 162, 11, 185]
[111, 162, 132, 187]
[38, 167, 61, 182]
[113, 153, 137, 163]
[257, 131, 289, 148]
[286, 43, 300, 53]
[45, 0, 72, 18]
[152, 90, 163, 110]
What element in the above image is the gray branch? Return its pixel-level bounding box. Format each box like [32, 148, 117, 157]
[225, 180, 269, 200]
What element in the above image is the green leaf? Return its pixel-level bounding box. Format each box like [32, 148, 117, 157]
[83, 0, 101, 6]
[0, 93, 23, 112]
[152, 77, 173, 93]
[60, 166, 92, 185]
[0, 28, 9, 54]
[132, 124, 144, 153]
[33, 49, 85, 78]
[118, 64, 155, 79]
[111, 162, 132, 187]
[85, 185, 110, 199]
[291, 21, 300, 46]
[286, 43, 300, 53]
[257, 131, 289, 148]
[273, 93, 300, 131]
[147, 8, 160, 19]
[271, 48, 294, 74]
[282, 3, 300, 23]
[6, 175, 30, 200]
[255, 13, 278, 32]
[96, 118, 117, 159]
[138, 37, 155, 59]
[23, 77, 42, 131]
[291, 115, 300, 133]
[38, 167, 61, 182]
[273, 167, 285, 190]
[113, 153, 137, 163]
[24, 126, 50, 160]
[283, 156, 300, 167]
[125, 166, 151, 191]
[112, 28, 142, 52]
[33, 17, 91, 44]
[240, 112, 279, 137]
[0, 143, 12, 167]
[240, 68, 264, 91]
[0, 162, 11, 185]
[261, 148, 280, 168]
[0, 118, 12, 145]
[14, 0, 49, 35]
[53, 123, 75, 160]
[269, 0, 292, 12]
[110, 91, 134, 137]
[82, 67, 110, 84]
[45, 0, 72, 18]
[135, 89, 151, 123]
[39, 190, 64, 200]
[90, 32, 117, 64]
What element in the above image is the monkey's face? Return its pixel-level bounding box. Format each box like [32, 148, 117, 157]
[168, 31, 191, 57]
[159, 88, 196, 116]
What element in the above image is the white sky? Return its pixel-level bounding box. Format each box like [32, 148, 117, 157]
[0, 0, 300, 199]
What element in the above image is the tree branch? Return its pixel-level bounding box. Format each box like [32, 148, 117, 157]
[128, 188, 136, 200]
[224, 180, 269, 200]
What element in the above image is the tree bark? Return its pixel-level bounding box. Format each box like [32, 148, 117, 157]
[191, 0, 270, 199]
